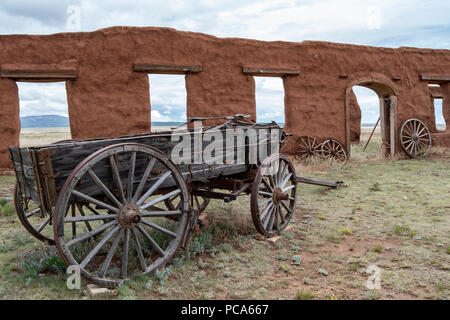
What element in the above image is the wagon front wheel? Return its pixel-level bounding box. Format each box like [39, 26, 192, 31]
[251, 153, 297, 237]
[53, 143, 190, 287]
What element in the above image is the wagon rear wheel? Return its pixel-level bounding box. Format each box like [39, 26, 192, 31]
[14, 183, 55, 245]
[53, 143, 190, 287]
[251, 153, 297, 237]
[400, 118, 431, 158]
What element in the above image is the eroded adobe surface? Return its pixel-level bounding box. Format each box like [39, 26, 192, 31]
[0, 27, 449, 168]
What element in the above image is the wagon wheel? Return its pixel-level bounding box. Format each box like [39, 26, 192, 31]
[164, 194, 210, 215]
[13, 185, 92, 245]
[400, 118, 432, 158]
[13, 183, 55, 245]
[13, 139, 79, 245]
[294, 136, 319, 163]
[53, 143, 190, 287]
[251, 153, 297, 237]
[320, 139, 348, 164]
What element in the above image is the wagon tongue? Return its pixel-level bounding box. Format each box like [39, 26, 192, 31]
[118, 203, 141, 228]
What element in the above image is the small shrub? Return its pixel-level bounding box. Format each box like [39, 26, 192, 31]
[369, 183, 382, 192]
[393, 225, 411, 236]
[338, 228, 352, 235]
[188, 229, 213, 256]
[20, 249, 66, 279]
[365, 290, 381, 300]
[325, 233, 341, 243]
[446, 246, 450, 255]
[219, 243, 233, 253]
[435, 281, 445, 291]
[0, 203, 14, 216]
[349, 263, 359, 271]
[296, 289, 314, 300]
[155, 266, 173, 286]
[370, 244, 383, 253]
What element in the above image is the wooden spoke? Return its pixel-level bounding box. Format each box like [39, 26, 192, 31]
[84, 204, 101, 216]
[131, 158, 156, 203]
[24, 208, 40, 218]
[88, 169, 122, 208]
[140, 219, 178, 238]
[136, 171, 172, 206]
[127, 151, 137, 202]
[36, 216, 51, 233]
[76, 203, 93, 232]
[65, 220, 117, 247]
[261, 178, 274, 192]
[122, 229, 130, 279]
[99, 228, 124, 278]
[258, 198, 272, 208]
[136, 225, 166, 257]
[72, 190, 120, 214]
[131, 229, 147, 272]
[109, 155, 126, 204]
[64, 213, 118, 223]
[80, 225, 121, 268]
[141, 210, 182, 217]
[280, 173, 293, 188]
[140, 189, 181, 210]
[259, 202, 274, 222]
[71, 203, 76, 239]
[258, 191, 273, 198]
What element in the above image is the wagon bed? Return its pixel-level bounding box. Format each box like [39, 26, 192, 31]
[9, 116, 297, 287]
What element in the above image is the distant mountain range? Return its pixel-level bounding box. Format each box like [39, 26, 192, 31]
[21, 115, 442, 128]
[20, 115, 70, 128]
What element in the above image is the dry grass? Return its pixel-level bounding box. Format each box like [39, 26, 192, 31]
[0, 128, 448, 300]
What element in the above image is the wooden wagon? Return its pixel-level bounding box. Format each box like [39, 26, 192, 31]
[9, 115, 298, 287]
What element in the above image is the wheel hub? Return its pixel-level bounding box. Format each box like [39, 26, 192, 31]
[118, 203, 141, 228]
[272, 187, 288, 205]
[412, 134, 419, 142]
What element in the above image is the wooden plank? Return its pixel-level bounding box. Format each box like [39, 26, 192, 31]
[0, 69, 77, 80]
[243, 67, 300, 77]
[421, 74, 450, 83]
[133, 64, 202, 74]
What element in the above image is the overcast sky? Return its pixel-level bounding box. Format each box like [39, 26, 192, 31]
[2, 0, 448, 124]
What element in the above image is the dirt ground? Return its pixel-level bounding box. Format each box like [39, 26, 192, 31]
[0, 128, 448, 300]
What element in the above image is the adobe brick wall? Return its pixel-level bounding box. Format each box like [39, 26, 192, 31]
[0, 27, 449, 169]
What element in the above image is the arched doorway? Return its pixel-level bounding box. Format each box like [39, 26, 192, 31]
[345, 78, 397, 158]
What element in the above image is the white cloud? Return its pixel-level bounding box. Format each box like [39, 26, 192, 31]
[353, 85, 380, 123]
[2, 1, 449, 121]
[255, 77, 284, 123]
[17, 82, 68, 117]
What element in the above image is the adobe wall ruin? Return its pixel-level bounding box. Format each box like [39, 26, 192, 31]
[0, 27, 449, 169]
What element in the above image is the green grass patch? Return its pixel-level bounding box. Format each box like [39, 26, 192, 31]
[370, 244, 383, 253]
[296, 289, 314, 300]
